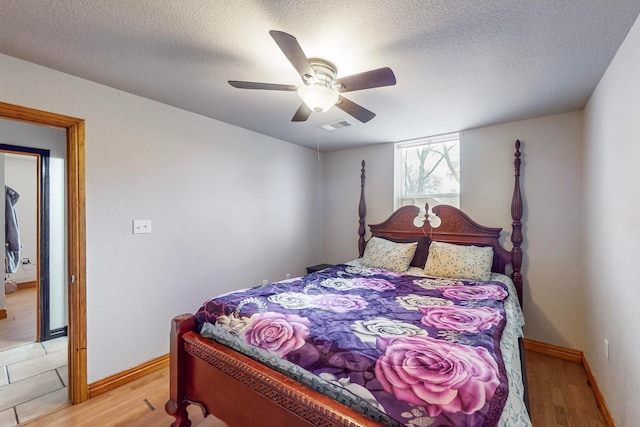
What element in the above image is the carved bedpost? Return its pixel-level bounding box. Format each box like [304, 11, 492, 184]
[511, 140, 524, 306]
[358, 160, 367, 257]
[165, 314, 196, 427]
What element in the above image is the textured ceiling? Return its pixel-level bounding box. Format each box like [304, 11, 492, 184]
[0, 1, 638, 152]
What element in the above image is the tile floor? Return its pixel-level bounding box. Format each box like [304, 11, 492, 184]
[0, 337, 69, 426]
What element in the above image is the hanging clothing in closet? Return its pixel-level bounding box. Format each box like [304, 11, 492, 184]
[5, 185, 21, 274]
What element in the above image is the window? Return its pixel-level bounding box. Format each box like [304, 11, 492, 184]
[395, 133, 460, 210]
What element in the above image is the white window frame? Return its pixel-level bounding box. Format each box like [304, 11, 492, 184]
[394, 133, 460, 210]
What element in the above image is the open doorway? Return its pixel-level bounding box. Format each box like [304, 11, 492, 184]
[0, 127, 71, 422]
[1, 144, 68, 342]
[1, 153, 38, 348]
[0, 101, 87, 413]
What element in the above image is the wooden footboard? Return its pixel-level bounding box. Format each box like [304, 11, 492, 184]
[166, 314, 380, 427]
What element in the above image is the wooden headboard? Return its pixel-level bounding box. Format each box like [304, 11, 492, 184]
[357, 140, 524, 305]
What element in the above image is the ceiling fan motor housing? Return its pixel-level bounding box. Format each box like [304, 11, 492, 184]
[305, 58, 339, 89]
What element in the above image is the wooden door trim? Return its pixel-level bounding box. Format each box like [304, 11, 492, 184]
[0, 101, 87, 403]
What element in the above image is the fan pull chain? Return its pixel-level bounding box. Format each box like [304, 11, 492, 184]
[316, 114, 320, 160]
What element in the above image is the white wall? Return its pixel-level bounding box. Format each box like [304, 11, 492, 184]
[324, 111, 585, 351]
[583, 14, 640, 426]
[0, 53, 324, 382]
[323, 143, 394, 263]
[462, 112, 584, 350]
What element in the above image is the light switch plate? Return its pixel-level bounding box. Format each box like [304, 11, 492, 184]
[133, 219, 152, 234]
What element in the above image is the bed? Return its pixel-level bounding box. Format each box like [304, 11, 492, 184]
[165, 140, 529, 427]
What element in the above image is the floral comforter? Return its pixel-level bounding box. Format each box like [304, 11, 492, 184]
[195, 264, 513, 427]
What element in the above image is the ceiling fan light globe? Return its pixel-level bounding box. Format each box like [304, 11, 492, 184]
[297, 84, 339, 113]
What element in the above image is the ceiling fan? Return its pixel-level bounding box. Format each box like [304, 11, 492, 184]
[228, 30, 396, 123]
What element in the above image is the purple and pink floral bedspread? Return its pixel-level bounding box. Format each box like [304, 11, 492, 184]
[195, 264, 510, 426]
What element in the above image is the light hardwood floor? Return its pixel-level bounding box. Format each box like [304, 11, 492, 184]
[17, 349, 605, 427]
[18, 368, 221, 427]
[526, 351, 606, 426]
[0, 287, 36, 351]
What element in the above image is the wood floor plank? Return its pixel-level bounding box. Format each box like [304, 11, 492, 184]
[0, 288, 36, 352]
[525, 350, 604, 427]
[20, 368, 222, 427]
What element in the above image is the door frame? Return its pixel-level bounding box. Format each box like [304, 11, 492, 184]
[0, 101, 87, 403]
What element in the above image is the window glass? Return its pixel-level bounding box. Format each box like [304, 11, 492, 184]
[395, 134, 460, 210]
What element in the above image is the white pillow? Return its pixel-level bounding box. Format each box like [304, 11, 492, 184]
[361, 237, 418, 272]
[424, 241, 493, 281]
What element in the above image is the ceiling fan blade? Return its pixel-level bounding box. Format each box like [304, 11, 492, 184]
[334, 67, 396, 93]
[292, 103, 313, 122]
[269, 30, 316, 81]
[336, 96, 376, 123]
[228, 81, 297, 91]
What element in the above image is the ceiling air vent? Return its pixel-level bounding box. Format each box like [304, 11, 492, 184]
[319, 119, 354, 131]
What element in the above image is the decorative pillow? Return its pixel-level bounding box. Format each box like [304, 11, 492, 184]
[361, 237, 418, 272]
[424, 241, 493, 281]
